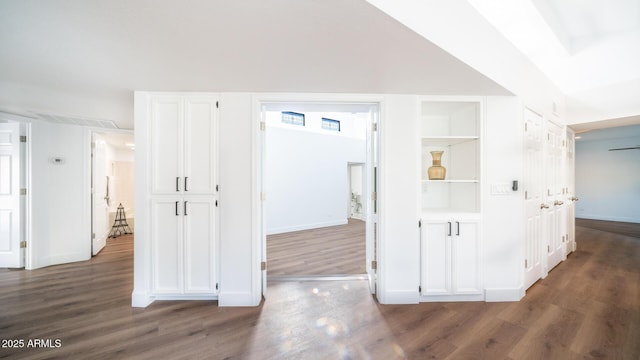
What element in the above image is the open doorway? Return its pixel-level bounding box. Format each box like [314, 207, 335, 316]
[257, 100, 380, 295]
[91, 131, 134, 255]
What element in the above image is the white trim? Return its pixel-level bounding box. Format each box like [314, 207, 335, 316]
[252, 93, 385, 306]
[131, 292, 155, 308]
[153, 295, 218, 301]
[421, 294, 485, 302]
[484, 287, 525, 302]
[380, 290, 419, 304]
[219, 291, 260, 307]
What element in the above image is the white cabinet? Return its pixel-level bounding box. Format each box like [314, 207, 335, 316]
[419, 97, 483, 301]
[145, 93, 219, 298]
[151, 197, 217, 294]
[151, 95, 217, 195]
[420, 218, 481, 296]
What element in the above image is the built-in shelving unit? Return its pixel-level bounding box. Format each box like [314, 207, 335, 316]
[420, 100, 481, 214]
[419, 98, 483, 300]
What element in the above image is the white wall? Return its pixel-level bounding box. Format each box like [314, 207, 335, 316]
[483, 97, 525, 300]
[266, 125, 365, 234]
[379, 95, 421, 304]
[218, 93, 257, 306]
[575, 136, 640, 223]
[131, 92, 530, 307]
[30, 121, 90, 269]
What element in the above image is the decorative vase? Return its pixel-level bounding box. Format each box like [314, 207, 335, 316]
[427, 151, 446, 180]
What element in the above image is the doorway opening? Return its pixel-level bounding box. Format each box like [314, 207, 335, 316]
[257, 100, 380, 296]
[90, 131, 135, 256]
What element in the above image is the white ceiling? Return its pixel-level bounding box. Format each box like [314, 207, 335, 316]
[0, 0, 509, 130]
[468, 0, 640, 130]
[2, 0, 638, 133]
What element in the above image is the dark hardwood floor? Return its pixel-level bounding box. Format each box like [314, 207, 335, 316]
[267, 219, 366, 276]
[0, 221, 638, 359]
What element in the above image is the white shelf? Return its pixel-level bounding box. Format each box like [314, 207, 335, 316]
[421, 136, 479, 147]
[422, 179, 479, 183]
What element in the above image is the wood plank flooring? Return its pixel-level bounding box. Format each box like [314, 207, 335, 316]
[0, 221, 638, 359]
[267, 219, 366, 276]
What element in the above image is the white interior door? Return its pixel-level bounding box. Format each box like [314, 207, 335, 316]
[92, 133, 109, 255]
[524, 109, 544, 289]
[365, 106, 378, 294]
[565, 129, 576, 253]
[0, 122, 22, 268]
[260, 104, 267, 297]
[546, 121, 564, 271]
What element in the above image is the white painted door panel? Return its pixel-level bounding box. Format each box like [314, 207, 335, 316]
[421, 220, 450, 295]
[151, 198, 183, 294]
[365, 107, 378, 294]
[453, 220, 481, 294]
[92, 134, 109, 255]
[0, 123, 21, 268]
[151, 97, 183, 194]
[546, 121, 564, 271]
[183, 197, 216, 293]
[184, 98, 216, 194]
[524, 109, 544, 290]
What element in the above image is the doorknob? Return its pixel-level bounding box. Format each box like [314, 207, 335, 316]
[570, 196, 579, 201]
[540, 203, 549, 209]
[554, 200, 564, 206]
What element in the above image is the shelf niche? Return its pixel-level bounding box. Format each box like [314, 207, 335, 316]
[420, 100, 481, 214]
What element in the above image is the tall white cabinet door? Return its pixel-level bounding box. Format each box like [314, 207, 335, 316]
[151, 97, 184, 194]
[452, 220, 481, 294]
[421, 220, 450, 295]
[184, 98, 217, 194]
[183, 197, 216, 294]
[151, 198, 183, 294]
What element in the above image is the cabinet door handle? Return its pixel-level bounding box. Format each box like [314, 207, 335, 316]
[184, 177, 189, 191]
[456, 221, 460, 236]
[448, 222, 452, 236]
[175, 201, 179, 216]
[176, 177, 180, 192]
[184, 201, 188, 216]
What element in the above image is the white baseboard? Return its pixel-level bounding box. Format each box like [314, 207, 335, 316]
[267, 220, 348, 235]
[153, 295, 218, 301]
[484, 287, 524, 302]
[131, 292, 154, 308]
[420, 294, 485, 302]
[218, 291, 261, 307]
[378, 290, 419, 304]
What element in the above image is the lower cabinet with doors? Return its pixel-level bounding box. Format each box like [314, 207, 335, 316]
[420, 215, 482, 300]
[151, 196, 218, 297]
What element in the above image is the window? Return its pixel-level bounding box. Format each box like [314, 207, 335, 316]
[281, 111, 305, 126]
[321, 118, 340, 132]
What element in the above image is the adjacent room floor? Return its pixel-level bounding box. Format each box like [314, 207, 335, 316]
[267, 218, 366, 276]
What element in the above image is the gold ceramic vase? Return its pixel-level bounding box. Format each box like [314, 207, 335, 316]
[427, 151, 446, 180]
